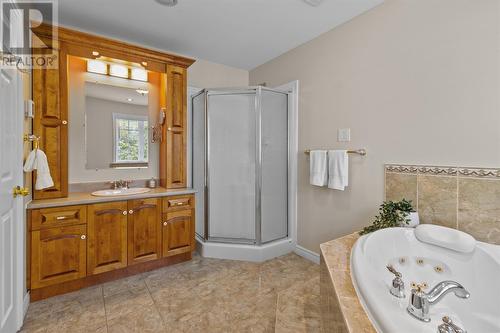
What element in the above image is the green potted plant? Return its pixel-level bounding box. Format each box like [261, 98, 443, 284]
[360, 199, 416, 235]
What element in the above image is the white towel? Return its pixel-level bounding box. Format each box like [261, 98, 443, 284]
[327, 150, 348, 190]
[309, 150, 328, 186]
[23, 149, 54, 190]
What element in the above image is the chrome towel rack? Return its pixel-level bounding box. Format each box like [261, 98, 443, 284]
[304, 148, 367, 156]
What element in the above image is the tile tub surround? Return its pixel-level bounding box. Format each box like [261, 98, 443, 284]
[320, 233, 375, 333]
[21, 253, 320, 333]
[27, 187, 196, 209]
[385, 164, 500, 245]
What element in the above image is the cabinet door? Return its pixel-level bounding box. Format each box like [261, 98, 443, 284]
[127, 198, 162, 265]
[161, 65, 187, 189]
[162, 209, 193, 257]
[87, 201, 128, 275]
[31, 225, 86, 288]
[32, 45, 69, 199]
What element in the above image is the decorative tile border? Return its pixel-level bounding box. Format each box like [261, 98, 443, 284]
[385, 164, 500, 179]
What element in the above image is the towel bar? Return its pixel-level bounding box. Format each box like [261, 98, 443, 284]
[304, 148, 366, 156]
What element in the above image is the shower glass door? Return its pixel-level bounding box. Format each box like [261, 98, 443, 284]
[207, 92, 257, 243]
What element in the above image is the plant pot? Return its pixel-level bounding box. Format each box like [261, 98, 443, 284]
[401, 212, 419, 228]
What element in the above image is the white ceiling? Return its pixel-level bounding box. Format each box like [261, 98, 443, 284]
[59, 0, 383, 70]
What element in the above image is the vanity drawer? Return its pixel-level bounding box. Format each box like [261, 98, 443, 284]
[163, 195, 193, 212]
[31, 205, 87, 231]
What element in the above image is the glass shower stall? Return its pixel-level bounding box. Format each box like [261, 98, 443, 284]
[192, 87, 288, 245]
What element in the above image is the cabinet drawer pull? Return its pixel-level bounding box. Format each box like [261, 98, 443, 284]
[56, 216, 68, 220]
[81, 235, 86, 240]
[123, 211, 128, 215]
[129, 210, 134, 214]
[177, 202, 184, 206]
[163, 221, 168, 226]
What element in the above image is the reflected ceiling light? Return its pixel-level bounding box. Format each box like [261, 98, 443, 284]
[136, 89, 149, 96]
[155, 0, 178, 7]
[303, 0, 324, 6]
[127, 98, 133, 102]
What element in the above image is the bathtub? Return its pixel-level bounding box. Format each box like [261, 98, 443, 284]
[350, 227, 500, 333]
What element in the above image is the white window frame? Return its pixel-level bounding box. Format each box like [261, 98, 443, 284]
[112, 113, 149, 165]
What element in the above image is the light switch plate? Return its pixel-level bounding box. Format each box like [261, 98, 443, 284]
[338, 128, 351, 142]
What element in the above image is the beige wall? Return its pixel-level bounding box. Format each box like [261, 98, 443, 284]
[188, 59, 249, 88]
[250, 0, 500, 252]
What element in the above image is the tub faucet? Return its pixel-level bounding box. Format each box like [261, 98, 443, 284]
[438, 316, 467, 333]
[407, 281, 470, 322]
[386, 265, 405, 298]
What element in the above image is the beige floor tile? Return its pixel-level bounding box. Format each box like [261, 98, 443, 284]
[23, 253, 321, 333]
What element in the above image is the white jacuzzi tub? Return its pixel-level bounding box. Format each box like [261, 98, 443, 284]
[351, 227, 500, 333]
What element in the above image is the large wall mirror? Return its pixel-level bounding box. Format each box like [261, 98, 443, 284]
[68, 55, 161, 182]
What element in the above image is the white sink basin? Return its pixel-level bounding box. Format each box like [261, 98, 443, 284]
[91, 187, 151, 197]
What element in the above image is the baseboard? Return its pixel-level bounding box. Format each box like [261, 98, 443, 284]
[294, 245, 320, 264]
[23, 291, 30, 318]
[197, 237, 294, 262]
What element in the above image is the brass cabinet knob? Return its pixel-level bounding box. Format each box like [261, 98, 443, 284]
[81, 235, 86, 240]
[163, 221, 168, 226]
[123, 211, 128, 215]
[167, 127, 172, 131]
[129, 210, 134, 214]
[62, 120, 68, 125]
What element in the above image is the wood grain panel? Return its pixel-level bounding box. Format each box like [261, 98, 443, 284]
[127, 198, 161, 265]
[87, 201, 128, 275]
[162, 65, 187, 188]
[32, 44, 68, 199]
[31, 205, 86, 230]
[31, 224, 87, 289]
[162, 207, 194, 257]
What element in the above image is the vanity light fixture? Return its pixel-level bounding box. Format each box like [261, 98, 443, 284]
[131, 67, 148, 82]
[109, 63, 129, 78]
[91, 50, 100, 57]
[141, 61, 148, 67]
[87, 59, 107, 75]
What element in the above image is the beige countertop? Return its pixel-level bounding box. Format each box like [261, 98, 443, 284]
[320, 233, 376, 333]
[27, 187, 197, 209]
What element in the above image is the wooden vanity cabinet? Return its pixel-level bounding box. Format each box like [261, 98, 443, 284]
[31, 224, 87, 289]
[87, 202, 128, 275]
[160, 65, 188, 189]
[162, 195, 195, 257]
[127, 198, 162, 265]
[29, 194, 194, 300]
[32, 46, 69, 200]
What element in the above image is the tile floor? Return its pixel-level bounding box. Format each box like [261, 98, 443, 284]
[20, 253, 321, 333]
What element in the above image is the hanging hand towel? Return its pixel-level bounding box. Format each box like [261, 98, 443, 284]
[23, 149, 54, 190]
[309, 150, 328, 186]
[328, 150, 348, 190]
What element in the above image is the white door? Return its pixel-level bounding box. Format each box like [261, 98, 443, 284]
[0, 65, 24, 333]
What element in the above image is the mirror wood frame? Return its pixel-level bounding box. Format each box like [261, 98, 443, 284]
[32, 24, 195, 199]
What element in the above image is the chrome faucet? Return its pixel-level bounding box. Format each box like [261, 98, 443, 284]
[407, 281, 470, 322]
[438, 316, 467, 333]
[110, 180, 132, 189]
[387, 265, 405, 298]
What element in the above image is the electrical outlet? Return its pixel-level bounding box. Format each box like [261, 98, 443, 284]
[338, 128, 351, 142]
